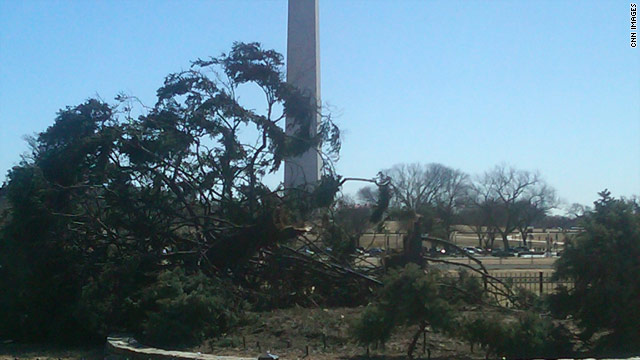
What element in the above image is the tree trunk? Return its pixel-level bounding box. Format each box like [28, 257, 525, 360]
[501, 233, 510, 250]
[407, 321, 426, 360]
[404, 217, 424, 266]
[519, 229, 528, 247]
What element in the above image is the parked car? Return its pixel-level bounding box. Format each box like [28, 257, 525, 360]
[517, 250, 546, 258]
[492, 249, 515, 257]
[367, 247, 385, 256]
[463, 247, 476, 255]
[512, 246, 530, 254]
[427, 247, 447, 257]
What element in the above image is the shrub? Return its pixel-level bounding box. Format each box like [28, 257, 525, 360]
[351, 264, 454, 359]
[74, 255, 154, 340]
[460, 312, 574, 359]
[459, 314, 506, 356]
[511, 287, 546, 312]
[350, 305, 394, 350]
[136, 268, 241, 348]
[439, 270, 485, 305]
[504, 312, 574, 358]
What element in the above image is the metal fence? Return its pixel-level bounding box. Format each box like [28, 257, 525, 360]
[492, 271, 573, 295]
[443, 271, 574, 306]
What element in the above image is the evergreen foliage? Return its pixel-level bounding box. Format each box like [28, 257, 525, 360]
[0, 42, 341, 344]
[460, 312, 573, 359]
[551, 190, 640, 354]
[439, 270, 485, 306]
[137, 269, 241, 348]
[351, 264, 453, 359]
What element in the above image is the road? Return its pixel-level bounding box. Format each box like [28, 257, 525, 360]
[355, 255, 557, 271]
[430, 256, 557, 271]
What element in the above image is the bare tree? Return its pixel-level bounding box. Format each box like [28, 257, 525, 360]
[382, 163, 467, 212]
[470, 165, 556, 249]
[513, 183, 557, 247]
[383, 163, 443, 211]
[459, 203, 498, 249]
[433, 165, 470, 239]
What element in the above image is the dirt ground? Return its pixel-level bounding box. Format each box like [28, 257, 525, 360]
[192, 307, 484, 360]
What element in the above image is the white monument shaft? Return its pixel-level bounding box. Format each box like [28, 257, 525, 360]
[284, 0, 322, 188]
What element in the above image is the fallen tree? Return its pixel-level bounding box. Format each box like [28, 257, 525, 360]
[0, 42, 351, 344]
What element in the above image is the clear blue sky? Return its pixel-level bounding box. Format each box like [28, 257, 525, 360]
[1, 0, 638, 209]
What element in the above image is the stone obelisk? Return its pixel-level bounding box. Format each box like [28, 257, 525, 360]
[284, 0, 322, 188]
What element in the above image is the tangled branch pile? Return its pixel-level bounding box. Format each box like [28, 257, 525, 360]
[0, 43, 357, 346]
